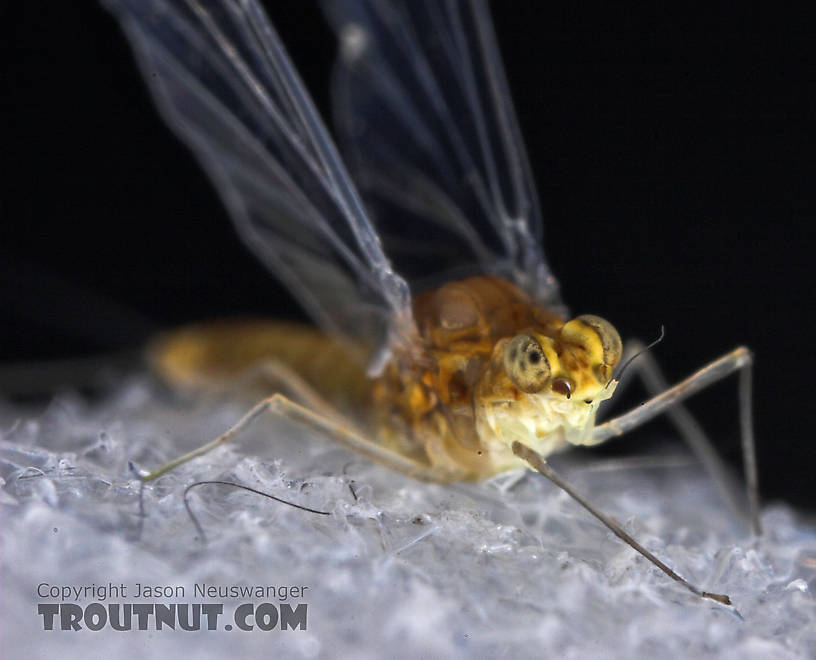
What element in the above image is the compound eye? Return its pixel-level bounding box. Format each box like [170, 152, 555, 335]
[504, 334, 552, 393]
[561, 315, 623, 384]
[576, 315, 622, 370]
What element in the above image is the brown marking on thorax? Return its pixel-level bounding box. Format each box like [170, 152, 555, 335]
[373, 276, 565, 477]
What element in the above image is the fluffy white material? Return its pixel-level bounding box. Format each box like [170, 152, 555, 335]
[1, 378, 814, 658]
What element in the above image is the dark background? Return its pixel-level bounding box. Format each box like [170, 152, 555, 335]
[2, 3, 814, 509]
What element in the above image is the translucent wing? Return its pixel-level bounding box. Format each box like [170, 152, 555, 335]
[103, 0, 414, 368]
[323, 0, 565, 312]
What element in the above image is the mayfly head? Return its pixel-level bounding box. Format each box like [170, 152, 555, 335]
[502, 314, 621, 402]
[477, 314, 622, 462]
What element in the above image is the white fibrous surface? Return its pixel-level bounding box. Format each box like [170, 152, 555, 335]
[1, 377, 814, 659]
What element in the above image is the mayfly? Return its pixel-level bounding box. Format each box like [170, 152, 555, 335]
[105, 0, 758, 605]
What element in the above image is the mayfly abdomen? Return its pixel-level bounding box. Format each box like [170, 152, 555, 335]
[148, 320, 372, 411]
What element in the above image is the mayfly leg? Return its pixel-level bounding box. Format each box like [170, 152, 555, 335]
[608, 340, 745, 525]
[198, 359, 350, 424]
[142, 358, 336, 480]
[594, 346, 759, 535]
[511, 441, 733, 606]
[142, 393, 446, 482]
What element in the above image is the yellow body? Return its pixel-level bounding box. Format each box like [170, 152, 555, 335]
[151, 276, 622, 482]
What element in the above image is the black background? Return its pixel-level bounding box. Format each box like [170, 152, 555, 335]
[3, 3, 814, 509]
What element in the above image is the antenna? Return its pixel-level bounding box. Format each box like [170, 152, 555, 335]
[610, 325, 665, 387]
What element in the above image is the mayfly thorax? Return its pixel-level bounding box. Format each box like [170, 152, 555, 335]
[106, 0, 759, 606]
